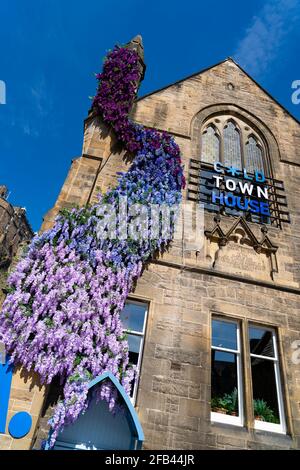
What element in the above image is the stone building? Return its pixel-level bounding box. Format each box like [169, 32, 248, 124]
[0, 186, 33, 302]
[1, 36, 300, 450]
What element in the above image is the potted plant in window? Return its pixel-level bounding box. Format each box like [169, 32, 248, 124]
[253, 399, 280, 423]
[211, 396, 227, 414]
[211, 388, 238, 416]
[221, 388, 238, 416]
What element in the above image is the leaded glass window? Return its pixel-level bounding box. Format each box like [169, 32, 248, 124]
[223, 121, 242, 169]
[245, 136, 264, 174]
[201, 125, 220, 164]
[200, 115, 267, 175]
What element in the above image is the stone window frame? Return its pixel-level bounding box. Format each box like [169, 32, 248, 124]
[120, 298, 149, 406]
[210, 313, 287, 435]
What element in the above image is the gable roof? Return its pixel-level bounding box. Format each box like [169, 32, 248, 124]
[137, 58, 300, 126]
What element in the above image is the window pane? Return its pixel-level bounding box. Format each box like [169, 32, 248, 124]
[211, 350, 239, 416]
[120, 302, 147, 333]
[249, 327, 275, 358]
[201, 125, 220, 164]
[212, 319, 237, 350]
[127, 334, 142, 398]
[251, 357, 280, 424]
[223, 121, 242, 169]
[245, 136, 264, 174]
[127, 334, 142, 366]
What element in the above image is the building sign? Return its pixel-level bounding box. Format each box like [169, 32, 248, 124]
[211, 162, 270, 216]
[187, 159, 290, 228]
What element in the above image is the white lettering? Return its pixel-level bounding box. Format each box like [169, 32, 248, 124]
[292, 80, 300, 105]
[257, 186, 268, 199]
[225, 178, 237, 191]
[238, 181, 254, 196]
[128, 203, 149, 241]
[213, 175, 223, 188]
[107, 455, 140, 467]
[214, 162, 223, 173]
[0, 80, 6, 105]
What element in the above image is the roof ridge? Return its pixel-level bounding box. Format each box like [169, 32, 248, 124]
[137, 58, 300, 126]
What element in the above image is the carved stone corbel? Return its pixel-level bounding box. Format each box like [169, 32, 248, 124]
[205, 215, 279, 279]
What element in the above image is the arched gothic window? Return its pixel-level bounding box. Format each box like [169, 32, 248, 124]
[201, 115, 267, 175]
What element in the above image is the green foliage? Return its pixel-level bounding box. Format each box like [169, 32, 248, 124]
[212, 391, 280, 423]
[44, 318, 54, 328]
[117, 332, 128, 341]
[211, 396, 222, 409]
[211, 388, 238, 415]
[69, 372, 82, 383]
[253, 398, 280, 423]
[73, 354, 84, 367]
[67, 396, 78, 406]
[4, 286, 15, 295]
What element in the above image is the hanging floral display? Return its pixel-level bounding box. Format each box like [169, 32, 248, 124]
[0, 43, 185, 447]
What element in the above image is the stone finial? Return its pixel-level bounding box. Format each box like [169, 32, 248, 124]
[127, 35, 144, 61]
[126, 34, 146, 82]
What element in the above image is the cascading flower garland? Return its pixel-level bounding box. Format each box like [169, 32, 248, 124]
[0, 44, 185, 447]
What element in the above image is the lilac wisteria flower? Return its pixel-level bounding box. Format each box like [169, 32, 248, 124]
[0, 44, 185, 447]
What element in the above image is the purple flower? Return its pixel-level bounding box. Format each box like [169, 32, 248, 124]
[0, 43, 185, 448]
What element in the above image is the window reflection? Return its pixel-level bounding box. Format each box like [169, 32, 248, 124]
[120, 302, 146, 333]
[251, 357, 280, 424]
[212, 319, 237, 350]
[211, 350, 239, 416]
[249, 327, 274, 358]
[249, 326, 283, 428]
[120, 301, 147, 401]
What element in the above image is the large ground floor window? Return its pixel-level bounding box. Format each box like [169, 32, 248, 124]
[211, 316, 286, 434]
[211, 318, 243, 426]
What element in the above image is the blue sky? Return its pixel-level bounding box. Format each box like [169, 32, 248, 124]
[0, 0, 299, 231]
